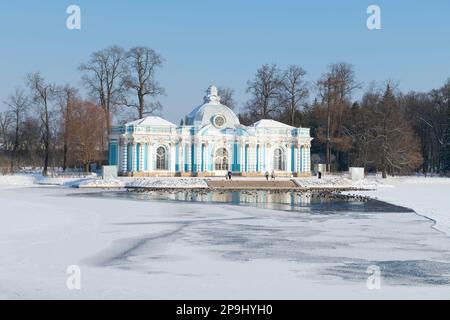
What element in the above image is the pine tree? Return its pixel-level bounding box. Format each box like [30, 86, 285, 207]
[373, 84, 423, 178]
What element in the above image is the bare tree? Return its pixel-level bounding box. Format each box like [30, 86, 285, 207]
[21, 117, 45, 168]
[348, 87, 381, 170]
[316, 62, 360, 171]
[79, 45, 127, 135]
[0, 111, 12, 174]
[279, 65, 309, 126]
[122, 47, 165, 119]
[55, 85, 78, 171]
[4, 88, 28, 168]
[69, 100, 106, 172]
[217, 86, 237, 110]
[27, 72, 54, 176]
[245, 64, 283, 120]
[0, 111, 12, 150]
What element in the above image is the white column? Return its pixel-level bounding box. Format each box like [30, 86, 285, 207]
[139, 144, 144, 172]
[147, 144, 152, 172]
[132, 144, 137, 172]
[186, 143, 191, 172]
[285, 146, 290, 172]
[170, 143, 176, 172]
[304, 146, 311, 172]
[298, 145, 302, 173]
[240, 143, 245, 173]
[204, 144, 209, 173]
[121, 143, 127, 173]
[196, 142, 202, 172]
[255, 144, 263, 172]
[180, 143, 185, 173]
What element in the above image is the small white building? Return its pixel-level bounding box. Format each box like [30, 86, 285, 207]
[108, 85, 312, 177]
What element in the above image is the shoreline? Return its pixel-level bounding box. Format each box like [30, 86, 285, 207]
[123, 185, 374, 193]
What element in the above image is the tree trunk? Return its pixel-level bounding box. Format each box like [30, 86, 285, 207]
[138, 92, 144, 119]
[63, 94, 71, 172]
[291, 95, 296, 126]
[105, 109, 111, 135]
[43, 103, 50, 177]
[63, 144, 68, 172]
[381, 119, 388, 179]
[10, 111, 20, 173]
[326, 96, 331, 173]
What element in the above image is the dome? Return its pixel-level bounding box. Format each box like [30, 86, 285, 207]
[186, 85, 240, 128]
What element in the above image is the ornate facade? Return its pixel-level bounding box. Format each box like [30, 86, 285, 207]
[108, 85, 312, 176]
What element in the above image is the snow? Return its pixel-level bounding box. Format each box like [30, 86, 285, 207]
[1, 174, 450, 299]
[0, 174, 208, 189]
[346, 176, 450, 236]
[76, 177, 208, 189]
[292, 175, 378, 189]
[251, 119, 295, 129]
[0, 173, 96, 188]
[126, 116, 177, 127]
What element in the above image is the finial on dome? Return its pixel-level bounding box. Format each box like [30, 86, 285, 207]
[204, 85, 221, 104]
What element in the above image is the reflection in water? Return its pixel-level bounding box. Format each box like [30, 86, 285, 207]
[72, 190, 413, 214]
[163, 190, 311, 207]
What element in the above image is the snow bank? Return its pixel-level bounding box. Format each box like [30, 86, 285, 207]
[76, 179, 125, 188]
[0, 174, 37, 186]
[0, 173, 99, 188]
[293, 175, 378, 189]
[76, 177, 208, 189]
[128, 177, 208, 189]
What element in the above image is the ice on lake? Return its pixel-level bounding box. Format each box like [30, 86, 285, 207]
[1, 186, 450, 299]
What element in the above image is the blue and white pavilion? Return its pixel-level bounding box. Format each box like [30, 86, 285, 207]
[108, 85, 312, 176]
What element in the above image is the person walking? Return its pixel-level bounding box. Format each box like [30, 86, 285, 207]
[271, 170, 276, 180]
[227, 170, 232, 180]
[265, 171, 269, 181]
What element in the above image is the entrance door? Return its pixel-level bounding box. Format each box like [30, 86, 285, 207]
[214, 148, 229, 174]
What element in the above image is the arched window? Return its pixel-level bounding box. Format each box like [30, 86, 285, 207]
[156, 146, 167, 170]
[273, 148, 285, 171]
[215, 148, 229, 171]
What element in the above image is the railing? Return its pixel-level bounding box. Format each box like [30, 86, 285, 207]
[252, 128, 310, 137]
[111, 125, 311, 137]
[111, 125, 176, 135]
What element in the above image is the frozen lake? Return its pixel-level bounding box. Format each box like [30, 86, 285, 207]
[2, 186, 450, 299]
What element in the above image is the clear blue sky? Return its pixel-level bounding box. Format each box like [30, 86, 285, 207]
[0, 0, 449, 123]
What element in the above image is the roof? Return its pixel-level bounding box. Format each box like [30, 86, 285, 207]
[185, 85, 240, 127]
[126, 116, 176, 127]
[251, 119, 296, 129]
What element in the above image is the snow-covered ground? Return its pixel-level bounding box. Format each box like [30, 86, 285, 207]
[1, 174, 450, 299]
[0, 173, 208, 189]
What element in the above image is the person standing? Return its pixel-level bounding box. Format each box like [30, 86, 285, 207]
[265, 171, 269, 181]
[271, 170, 276, 180]
[228, 170, 232, 180]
